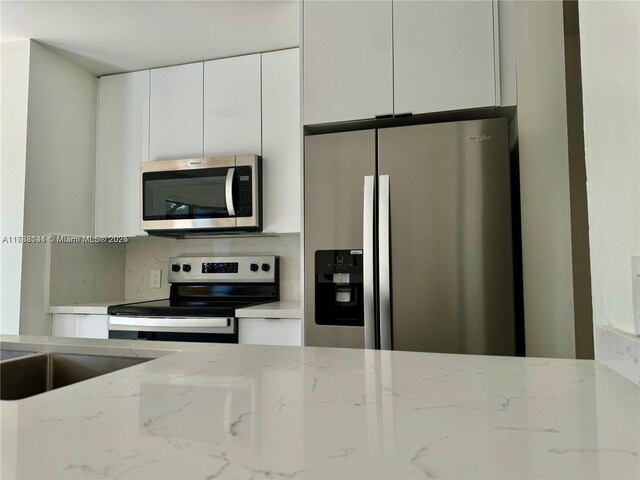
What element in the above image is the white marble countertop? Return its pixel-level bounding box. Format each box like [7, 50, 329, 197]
[48, 300, 132, 315]
[0, 334, 204, 358]
[0, 335, 638, 479]
[235, 300, 301, 319]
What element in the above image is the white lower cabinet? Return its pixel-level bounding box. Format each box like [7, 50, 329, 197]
[52, 314, 109, 339]
[238, 318, 301, 346]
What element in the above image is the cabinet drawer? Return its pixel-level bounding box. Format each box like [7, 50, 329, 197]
[52, 314, 108, 339]
[238, 318, 301, 346]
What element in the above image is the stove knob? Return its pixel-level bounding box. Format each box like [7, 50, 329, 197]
[261, 263, 271, 272]
[250, 263, 259, 272]
[171, 264, 180, 272]
[182, 264, 191, 272]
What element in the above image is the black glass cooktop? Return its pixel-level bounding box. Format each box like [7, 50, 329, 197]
[107, 298, 267, 317]
[109, 281, 278, 318]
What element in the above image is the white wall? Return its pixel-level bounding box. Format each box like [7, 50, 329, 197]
[578, 1, 640, 336]
[19, 41, 97, 335]
[514, 1, 577, 358]
[0, 40, 31, 334]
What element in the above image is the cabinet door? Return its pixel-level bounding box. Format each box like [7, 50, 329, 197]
[52, 314, 109, 339]
[76, 315, 109, 339]
[393, 0, 496, 114]
[95, 71, 149, 237]
[150, 62, 203, 161]
[238, 318, 302, 346]
[52, 314, 77, 337]
[262, 48, 301, 233]
[303, 0, 393, 124]
[498, 0, 517, 106]
[204, 54, 261, 156]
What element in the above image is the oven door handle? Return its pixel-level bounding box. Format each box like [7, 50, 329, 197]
[225, 167, 236, 217]
[108, 316, 231, 329]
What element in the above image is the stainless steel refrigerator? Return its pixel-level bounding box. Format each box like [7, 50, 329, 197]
[304, 118, 515, 355]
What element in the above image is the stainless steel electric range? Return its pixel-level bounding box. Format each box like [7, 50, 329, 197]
[107, 256, 279, 343]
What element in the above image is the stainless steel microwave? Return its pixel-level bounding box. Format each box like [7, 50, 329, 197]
[140, 155, 262, 235]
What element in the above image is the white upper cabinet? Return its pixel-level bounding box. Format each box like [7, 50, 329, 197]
[303, 0, 510, 124]
[262, 48, 301, 234]
[95, 71, 149, 237]
[303, 0, 393, 125]
[498, 0, 517, 107]
[204, 54, 262, 156]
[393, 0, 497, 115]
[96, 50, 301, 236]
[150, 62, 203, 161]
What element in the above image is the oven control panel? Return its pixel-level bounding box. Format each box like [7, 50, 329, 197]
[202, 262, 239, 274]
[168, 256, 277, 283]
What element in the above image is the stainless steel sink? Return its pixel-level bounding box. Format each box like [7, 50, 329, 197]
[0, 352, 149, 400]
[0, 350, 37, 361]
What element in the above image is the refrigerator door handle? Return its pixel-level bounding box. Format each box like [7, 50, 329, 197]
[378, 175, 392, 350]
[363, 175, 376, 349]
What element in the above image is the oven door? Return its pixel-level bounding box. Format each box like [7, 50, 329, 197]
[108, 316, 238, 343]
[140, 155, 261, 233]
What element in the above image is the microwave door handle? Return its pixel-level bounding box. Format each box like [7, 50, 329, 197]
[225, 167, 236, 216]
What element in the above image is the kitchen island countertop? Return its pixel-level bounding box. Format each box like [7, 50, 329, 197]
[235, 300, 301, 318]
[0, 335, 638, 479]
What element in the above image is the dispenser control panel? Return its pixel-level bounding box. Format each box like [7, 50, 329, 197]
[314, 249, 364, 327]
[315, 250, 362, 274]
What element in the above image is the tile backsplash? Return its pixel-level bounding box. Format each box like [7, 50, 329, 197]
[49, 242, 126, 305]
[125, 234, 300, 301]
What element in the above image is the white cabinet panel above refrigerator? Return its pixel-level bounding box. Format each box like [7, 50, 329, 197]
[303, 0, 393, 124]
[393, 0, 497, 115]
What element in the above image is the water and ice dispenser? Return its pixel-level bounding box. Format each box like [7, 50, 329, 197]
[314, 250, 364, 326]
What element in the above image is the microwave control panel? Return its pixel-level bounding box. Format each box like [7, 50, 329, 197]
[236, 166, 253, 217]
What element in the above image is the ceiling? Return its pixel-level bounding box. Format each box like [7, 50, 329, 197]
[1, 1, 300, 76]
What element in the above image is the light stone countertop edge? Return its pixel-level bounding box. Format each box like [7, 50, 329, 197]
[235, 300, 301, 319]
[47, 300, 134, 315]
[48, 300, 302, 319]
